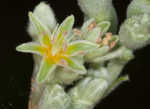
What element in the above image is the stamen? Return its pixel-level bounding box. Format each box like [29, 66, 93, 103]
[60, 59, 68, 66]
[105, 32, 112, 40]
[102, 32, 113, 46]
[78, 50, 86, 55]
[51, 24, 59, 41]
[96, 37, 102, 44]
[73, 28, 82, 36]
[88, 21, 96, 31]
[54, 34, 64, 50]
[63, 43, 68, 52]
[102, 37, 109, 46]
[51, 35, 57, 44]
[51, 39, 55, 44]
[56, 30, 68, 48]
[110, 41, 116, 49]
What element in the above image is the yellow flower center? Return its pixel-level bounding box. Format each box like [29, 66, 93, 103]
[42, 44, 67, 64]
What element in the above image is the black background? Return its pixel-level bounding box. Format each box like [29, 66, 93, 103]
[0, 0, 150, 109]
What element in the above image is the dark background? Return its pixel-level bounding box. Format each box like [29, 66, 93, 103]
[0, 0, 150, 109]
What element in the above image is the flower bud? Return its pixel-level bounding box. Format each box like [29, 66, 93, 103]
[38, 85, 71, 109]
[119, 14, 150, 50]
[127, 0, 150, 18]
[78, 0, 118, 33]
[28, 2, 57, 39]
[55, 67, 82, 85]
[85, 46, 110, 62]
[69, 75, 108, 109]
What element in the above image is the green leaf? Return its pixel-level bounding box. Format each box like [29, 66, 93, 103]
[97, 21, 110, 34]
[65, 58, 86, 74]
[103, 75, 129, 98]
[16, 42, 43, 55]
[28, 12, 50, 35]
[37, 59, 56, 83]
[67, 40, 98, 56]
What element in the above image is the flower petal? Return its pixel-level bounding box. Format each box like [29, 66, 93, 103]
[97, 21, 110, 34]
[29, 12, 52, 46]
[81, 18, 95, 33]
[65, 58, 86, 74]
[86, 27, 101, 43]
[55, 15, 74, 47]
[57, 15, 74, 38]
[67, 40, 98, 56]
[16, 42, 43, 55]
[33, 2, 57, 31]
[41, 34, 52, 46]
[28, 12, 50, 36]
[37, 58, 56, 83]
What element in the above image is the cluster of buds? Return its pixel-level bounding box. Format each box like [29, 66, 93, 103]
[73, 20, 118, 50]
[96, 32, 117, 49]
[78, 0, 118, 33]
[120, 0, 150, 50]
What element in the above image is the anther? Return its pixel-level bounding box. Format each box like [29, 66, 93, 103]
[110, 41, 116, 49]
[51, 36, 57, 44]
[60, 59, 68, 66]
[105, 32, 112, 40]
[63, 43, 68, 52]
[88, 21, 96, 31]
[96, 37, 102, 44]
[63, 31, 68, 36]
[73, 28, 82, 36]
[102, 37, 109, 46]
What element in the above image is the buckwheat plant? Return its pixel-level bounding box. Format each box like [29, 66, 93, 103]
[16, 0, 150, 109]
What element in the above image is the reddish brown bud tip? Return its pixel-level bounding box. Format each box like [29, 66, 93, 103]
[110, 41, 116, 49]
[102, 37, 109, 46]
[73, 28, 82, 36]
[88, 21, 96, 31]
[96, 37, 102, 44]
[60, 59, 68, 66]
[105, 32, 112, 40]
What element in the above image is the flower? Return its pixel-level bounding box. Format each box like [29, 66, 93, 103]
[16, 12, 98, 83]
